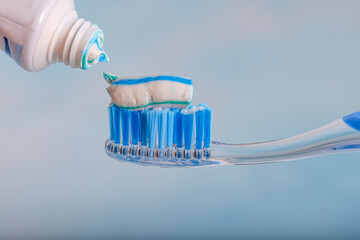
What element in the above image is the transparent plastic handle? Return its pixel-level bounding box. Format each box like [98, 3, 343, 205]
[211, 119, 360, 165]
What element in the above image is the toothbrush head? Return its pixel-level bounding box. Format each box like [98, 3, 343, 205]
[105, 104, 221, 167]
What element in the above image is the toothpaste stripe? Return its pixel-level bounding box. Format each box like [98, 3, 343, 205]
[4, 37, 11, 57]
[112, 76, 192, 85]
[114, 101, 191, 110]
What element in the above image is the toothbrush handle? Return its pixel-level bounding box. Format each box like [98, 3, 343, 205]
[211, 112, 360, 165]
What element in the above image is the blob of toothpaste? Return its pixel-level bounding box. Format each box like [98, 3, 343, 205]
[104, 72, 193, 109]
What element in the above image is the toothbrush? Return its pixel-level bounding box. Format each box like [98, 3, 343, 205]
[105, 104, 360, 167]
[103, 73, 360, 167]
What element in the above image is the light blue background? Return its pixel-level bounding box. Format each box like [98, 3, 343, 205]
[1, 0, 360, 239]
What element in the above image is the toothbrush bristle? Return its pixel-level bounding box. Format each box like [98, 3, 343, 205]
[182, 108, 194, 150]
[175, 110, 183, 148]
[158, 111, 167, 149]
[148, 110, 158, 149]
[203, 105, 213, 148]
[121, 109, 130, 146]
[140, 110, 148, 146]
[108, 105, 115, 141]
[195, 106, 205, 150]
[130, 111, 140, 145]
[108, 105, 121, 144]
[107, 104, 213, 160]
[166, 110, 174, 148]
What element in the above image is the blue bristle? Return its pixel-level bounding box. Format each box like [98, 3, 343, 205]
[108, 105, 114, 141]
[175, 110, 183, 148]
[166, 110, 175, 147]
[131, 111, 140, 145]
[111, 105, 121, 144]
[140, 110, 148, 146]
[148, 110, 158, 149]
[172, 109, 178, 145]
[195, 107, 205, 149]
[108, 103, 213, 157]
[203, 105, 213, 148]
[121, 109, 130, 146]
[158, 111, 167, 149]
[183, 110, 194, 150]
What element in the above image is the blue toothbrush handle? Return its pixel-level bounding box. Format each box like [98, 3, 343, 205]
[210, 111, 360, 165]
[342, 111, 360, 131]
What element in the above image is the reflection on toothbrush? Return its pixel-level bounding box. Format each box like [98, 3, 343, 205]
[104, 73, 360, 167]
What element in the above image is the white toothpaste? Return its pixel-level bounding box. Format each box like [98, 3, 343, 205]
[104, 72, 193, 109]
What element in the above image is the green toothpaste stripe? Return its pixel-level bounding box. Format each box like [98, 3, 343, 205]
[115, 101, 191, 109]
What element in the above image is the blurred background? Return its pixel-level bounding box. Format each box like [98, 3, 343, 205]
[1, 0, 360, 239]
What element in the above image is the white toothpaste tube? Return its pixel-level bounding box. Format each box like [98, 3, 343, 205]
[0, 0, 108, 72]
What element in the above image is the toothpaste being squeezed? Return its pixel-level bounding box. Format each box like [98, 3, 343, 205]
[104, 72, 193, 109]
[81, 29, 109, 70]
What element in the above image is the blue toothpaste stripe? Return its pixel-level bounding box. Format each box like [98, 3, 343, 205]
[4, 37, 11, 57]
[112, 75, 192, 86]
